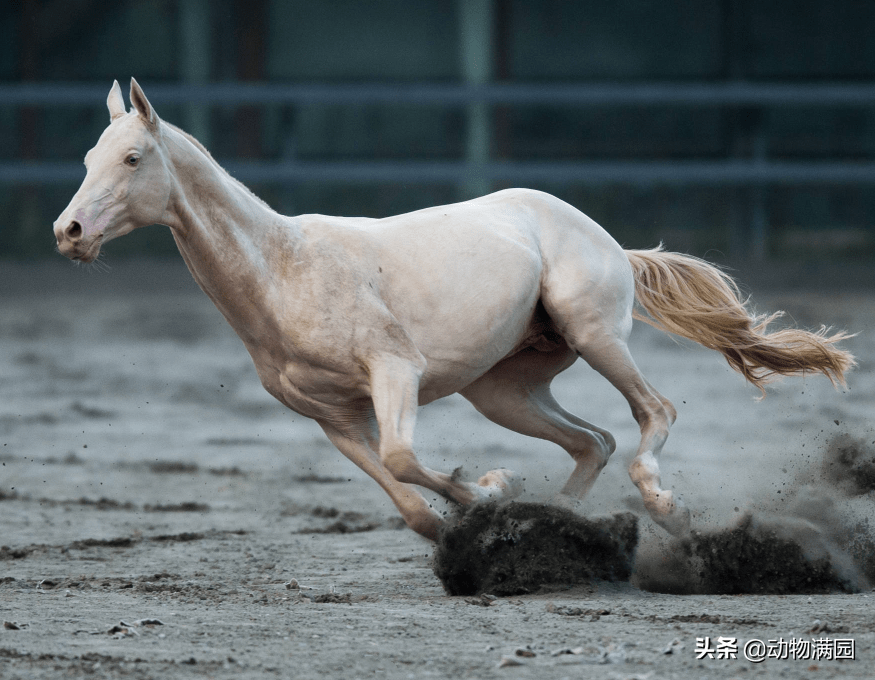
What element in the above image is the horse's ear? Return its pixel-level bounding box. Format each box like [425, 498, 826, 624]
[107, 80, 125, 121]
[129, 77, 159, 129]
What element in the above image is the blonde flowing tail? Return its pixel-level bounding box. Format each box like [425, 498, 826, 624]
[625, 246, 856, 394]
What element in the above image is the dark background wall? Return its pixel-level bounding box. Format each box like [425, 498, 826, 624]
[2, 0, 874, 263]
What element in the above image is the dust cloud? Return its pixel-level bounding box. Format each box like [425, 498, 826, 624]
[635, 434, 875, 594]
[434, 436, 875, 597]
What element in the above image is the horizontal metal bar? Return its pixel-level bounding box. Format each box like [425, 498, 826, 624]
[3, 81, 875, 107]
[4, 160, 875, 186]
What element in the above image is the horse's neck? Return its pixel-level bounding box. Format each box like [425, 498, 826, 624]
[164, 131, 296, 341]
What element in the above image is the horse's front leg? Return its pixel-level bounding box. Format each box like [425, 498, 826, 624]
[367, 353, 524, 507]
[318, 422, 443, 540]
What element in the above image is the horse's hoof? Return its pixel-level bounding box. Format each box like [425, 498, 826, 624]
[475, 468, 524, 501]
[551, 493, 585, 514]
[649, 492, 691, 537]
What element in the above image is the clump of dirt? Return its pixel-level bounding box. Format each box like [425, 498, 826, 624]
[296, 520, 382, 534]
[208, 466, 246, 476]
[72, 497, 135, 510]
[545, 603, 610, 618]
[691, 513, 862, 594]
[144, 502, 210, 512]
[823, 434, 875, 495]
[293, 474, 350, 484]
[309, 506, 366, 521]
[150, 532, 205, 543]
[637, 511, 871, 595]
[655, 614, 767, 626]
[432, 502, 638, 596]
[311, 592, 368, 604]
[637, 434, 875, 595]
[148, 460, 199, 474]
[69, 537, 138, 549]
[0, 545, 37, 560]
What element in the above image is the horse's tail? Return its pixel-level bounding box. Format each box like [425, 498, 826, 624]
[625, 245, 855, 394]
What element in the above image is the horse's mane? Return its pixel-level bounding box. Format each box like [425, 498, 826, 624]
[163, 121, 274, 212]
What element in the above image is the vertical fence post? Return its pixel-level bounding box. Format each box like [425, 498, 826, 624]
[180, 0, 212, 150]
[458, 0, 494, 200]
[17, 0, 42, 255]
[234, 0, 267, 159]
[725, 0, 748, 262]
[750, 116, 769, 261]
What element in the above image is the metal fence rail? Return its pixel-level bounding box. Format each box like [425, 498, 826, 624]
[4, 81, 875, 106]
[3, 81, 875, 188]
[3, 81, 875, 259]
[4, 159, 875, 186]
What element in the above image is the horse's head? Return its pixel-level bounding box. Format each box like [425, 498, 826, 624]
[54, 79, 172, 262]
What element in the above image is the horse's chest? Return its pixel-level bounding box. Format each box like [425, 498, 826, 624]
[252, 350, 369, 420]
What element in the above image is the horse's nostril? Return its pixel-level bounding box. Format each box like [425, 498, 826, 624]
[66, 221, 83, 239]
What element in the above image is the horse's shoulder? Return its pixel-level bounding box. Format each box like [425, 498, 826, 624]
[291, 214, 378, 256]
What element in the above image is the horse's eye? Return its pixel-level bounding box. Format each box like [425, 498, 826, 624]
[126, 155, 139, 166]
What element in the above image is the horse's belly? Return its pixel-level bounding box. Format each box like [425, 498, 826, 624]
[398, 279, 541, 403]
[410, 313, 539, 404]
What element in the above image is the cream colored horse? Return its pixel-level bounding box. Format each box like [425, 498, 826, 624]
[54, 80, 854, 541]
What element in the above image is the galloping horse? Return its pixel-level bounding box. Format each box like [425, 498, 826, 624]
[54, 80, 854, 540]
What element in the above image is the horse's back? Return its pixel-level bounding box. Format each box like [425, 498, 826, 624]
[288, 189, 633, 399]
[370, 189, 631, 384]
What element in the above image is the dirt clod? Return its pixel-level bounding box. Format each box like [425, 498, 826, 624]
[312, 592, 357, 604]
[432, 502, 638, 596]
[70, 537, 138, 549]
[808, 619, 849, 634]
[639, 511, 870, 595]
[148, 460, 199, 474]
[823, 435, 875, 495]
[144, 502, 210, 512]
[694, 513, 867, 594]
[545, 603, 610, 618]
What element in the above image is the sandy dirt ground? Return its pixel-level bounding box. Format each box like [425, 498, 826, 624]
[1, 258, 873, 679]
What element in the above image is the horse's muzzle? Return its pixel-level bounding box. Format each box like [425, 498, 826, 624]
[54, 219, 100, 261]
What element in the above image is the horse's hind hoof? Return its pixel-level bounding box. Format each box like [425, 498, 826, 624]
[475, 468, 524, 502]
[650, 493, 691, 537]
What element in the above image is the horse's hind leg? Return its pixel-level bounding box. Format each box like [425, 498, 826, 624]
[574, 333, 690, 536]
[460, 344, 616, 500]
